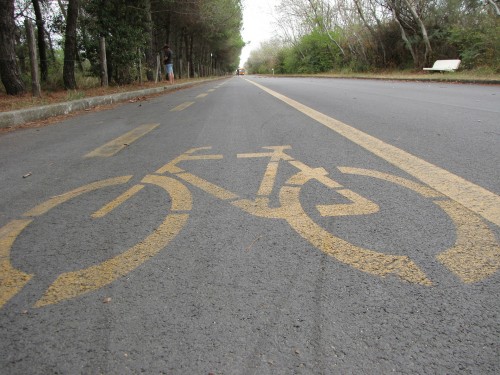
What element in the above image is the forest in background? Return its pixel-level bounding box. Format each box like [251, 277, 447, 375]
[0, 0, 244, 95]
[246, 0, 500, 75]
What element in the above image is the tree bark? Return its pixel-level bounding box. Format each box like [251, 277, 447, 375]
[402, 0, 432, 64]
[63, 0, 79, 90]
[390, 2, 418, 67]
[32, 0, 48, 81]
[25, 19, 41, 97]
[144, 0, 155, 81]
[0, 0, 26, 95]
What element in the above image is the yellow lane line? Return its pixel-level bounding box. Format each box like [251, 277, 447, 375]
[171, 101, 195, 112]
[246, 79, 500, 228]
[196, 93, 208, 98]
[85, 123, 159, 158]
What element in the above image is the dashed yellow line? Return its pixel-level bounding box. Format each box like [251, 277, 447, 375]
[196, 93, 208, 98]
[171, 101, 194, 112]
[85, 123, 159, 158]
[246, 79, 500, 228]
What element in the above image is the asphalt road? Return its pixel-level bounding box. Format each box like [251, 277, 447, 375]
[0, 76, 499, 374]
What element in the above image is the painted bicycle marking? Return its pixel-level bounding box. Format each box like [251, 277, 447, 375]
[1, 146, 499, 308]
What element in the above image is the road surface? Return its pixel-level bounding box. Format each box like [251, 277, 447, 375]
[1, 76, 499, 374]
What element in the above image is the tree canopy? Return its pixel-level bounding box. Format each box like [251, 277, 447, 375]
[1, 0, 244, 94]
[246, 0, 500, 74]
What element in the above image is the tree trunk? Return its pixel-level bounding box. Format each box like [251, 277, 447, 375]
[144, 0, 155, 81]
[63, 0, 79, 90]
[402, 0, 432, 64]
[25, 19, 41, 97]
[32, 0, 48, 81]
[0, 0, 26, 95]
[389, 1, 418, 67]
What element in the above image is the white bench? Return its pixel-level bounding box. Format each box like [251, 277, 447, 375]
[423, 59, 461, 72]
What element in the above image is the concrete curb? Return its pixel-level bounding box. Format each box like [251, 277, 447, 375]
[0, 78, 221, 129]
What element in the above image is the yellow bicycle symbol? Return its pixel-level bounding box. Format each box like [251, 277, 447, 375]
[1, 146, 499, 308]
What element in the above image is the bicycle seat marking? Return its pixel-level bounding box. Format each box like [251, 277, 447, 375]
[1, 146, 499, 308]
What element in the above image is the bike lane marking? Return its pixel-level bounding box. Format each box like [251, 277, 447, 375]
[338, 167, 500, 283]
[245, 79, 500, 228]
[0, 220, 34, 308]
[171, 101, 195, 112]
[85, 123, 159, 158]
[34, 175, 192, 308]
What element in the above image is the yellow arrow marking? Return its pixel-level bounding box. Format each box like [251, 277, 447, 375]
[85, 123, 159, 158]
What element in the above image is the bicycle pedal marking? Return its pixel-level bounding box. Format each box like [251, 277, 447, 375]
[1, 146, 499, 309]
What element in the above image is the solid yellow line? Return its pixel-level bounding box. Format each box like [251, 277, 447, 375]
[246, 79, 500, 228]
[171, 101, 194, 112]
[85, 123, 159, 158]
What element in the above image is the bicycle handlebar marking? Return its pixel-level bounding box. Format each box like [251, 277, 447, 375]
[1, 146, 499, 308]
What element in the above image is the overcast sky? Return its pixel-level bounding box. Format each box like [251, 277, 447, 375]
[239, 0, 279, 67]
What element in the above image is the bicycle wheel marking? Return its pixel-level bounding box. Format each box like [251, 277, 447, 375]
[0, 220, 34, 308]
[23, 176, 133, 218]
[279, 186, 432, 286]
[92, 184, 145, 218]
[34, 213, 189, 307]
[0, 175, 192, 309]
[435, 200, 500, 283]
[339, 167, 500, 283]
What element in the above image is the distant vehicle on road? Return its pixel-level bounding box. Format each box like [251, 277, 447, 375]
[236, 68, 246, 75]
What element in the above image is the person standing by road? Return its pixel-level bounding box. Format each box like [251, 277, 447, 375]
[163, 44, 174, 84]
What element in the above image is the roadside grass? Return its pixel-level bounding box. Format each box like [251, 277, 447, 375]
[314, 68, 500, 83]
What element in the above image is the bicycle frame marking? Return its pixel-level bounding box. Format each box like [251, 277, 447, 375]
[1, 146, 499, 308]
